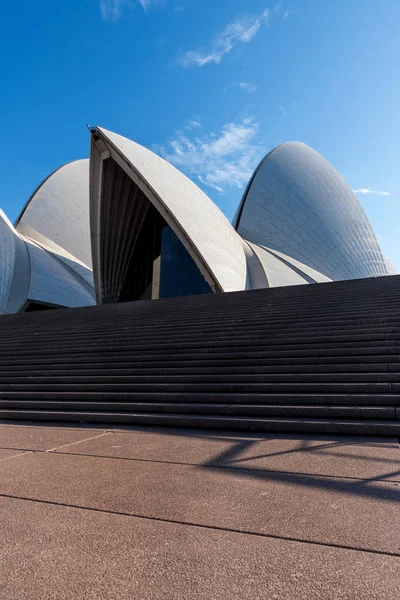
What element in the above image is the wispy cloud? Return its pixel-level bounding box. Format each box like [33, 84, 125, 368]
[154, 117, 263, 192]
[178, 8, 269, 67]
[178, 120, 202, 132]
[274, 2, 289, 21]
[279, 104, 287, 118]
[174, 4, 184, 11]
[353, 188, 390, 197]
[239, 81, 259, 94]
[187, 120, 201, 129]
[100, 0, 154, 21]
[100, 0, 131, 21]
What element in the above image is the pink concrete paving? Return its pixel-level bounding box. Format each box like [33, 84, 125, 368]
[0, 423, 399, 599]
[1, 496, 400, 600]
[0, 423, 107, 451]
[0, 448, 29, 461]
[52, 427, 400, 481]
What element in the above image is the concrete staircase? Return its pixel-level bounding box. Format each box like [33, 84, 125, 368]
[1, 275, 400, 435]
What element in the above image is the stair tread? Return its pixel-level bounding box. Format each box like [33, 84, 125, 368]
[0, 409, 397, 423]
[1, 274, 400, 434]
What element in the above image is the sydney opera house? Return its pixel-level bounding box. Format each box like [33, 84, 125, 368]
[0, 127, 396, 315]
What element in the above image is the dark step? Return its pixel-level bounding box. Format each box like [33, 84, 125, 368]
[0, 347, 396, 365]
[3, 329, 398, 350]
[2, 321, 398, 341]
[6, 312, 400, 330]
[7, 304, 399, 326]
[8, 314, 358, 328]
[0, 339, 397, 360]
[7, 297, 399, 317]
[0, 276, 399, 435]
[0, 382, 392, 393]
[1, 284, 397, 328]
[0, 372, 398, 384]
[0, 354, 397, 370]
[0, 410, 399, 435]
[1, 391, 399, 405]
[1, 334, 398, 354]
[0, 400, 394, 419]
[0, 363, 392, 377]
[8, 315, 400, 341]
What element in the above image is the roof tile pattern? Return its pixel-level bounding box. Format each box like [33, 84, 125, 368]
[236, 142, 389, 281]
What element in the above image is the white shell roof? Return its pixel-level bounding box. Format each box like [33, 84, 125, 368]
[15, 159, 92, 268]
[96, 127, 248, 293]
[24, 238, 95, 308]
[384, 257, 398, 276]
[245, 240, 332, 288]
[0, 208, 17, 313]
[262, 245, 332, 284]
[235, 142, 388, 281]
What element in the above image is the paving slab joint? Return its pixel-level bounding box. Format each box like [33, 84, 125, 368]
[45, 430, 112, 453]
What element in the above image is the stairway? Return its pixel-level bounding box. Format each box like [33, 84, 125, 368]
[0, 275, 400, 435]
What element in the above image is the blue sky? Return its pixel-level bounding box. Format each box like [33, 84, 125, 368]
[0, 0, 399, 268]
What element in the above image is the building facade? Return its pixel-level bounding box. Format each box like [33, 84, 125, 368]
[0, 127, 395, 314]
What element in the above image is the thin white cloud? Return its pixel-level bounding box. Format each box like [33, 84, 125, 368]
[274, 0, 283, 12]
[154, 117, 263, 192]
[279, 104, 287, 118]
[174, 4, 184, 11]
[178, 8, 269, 67]
[100, 0, 154, 21]
[239, 81, 259, 93]
[100, 0, 131, 21]
[353, 188, 390, 197]
[187, 120, 201, 129]
[283, 10, 289, 20]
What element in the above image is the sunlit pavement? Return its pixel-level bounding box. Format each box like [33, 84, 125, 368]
[1, 422, 399, 599]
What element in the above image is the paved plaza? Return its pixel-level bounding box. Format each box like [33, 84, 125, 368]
[0, 422, 399, 599]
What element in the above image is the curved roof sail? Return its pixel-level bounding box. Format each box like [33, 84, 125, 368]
[15, 159, 92, 269]
[235, 142, 388, 281]
[90, 127, 248, 300]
